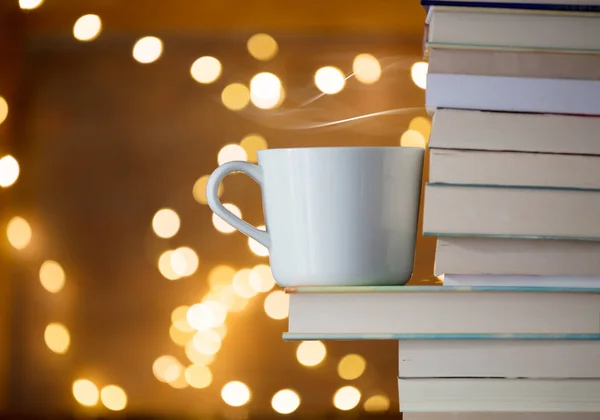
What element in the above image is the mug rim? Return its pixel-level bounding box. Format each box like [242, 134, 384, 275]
[257, 146, 424, 154]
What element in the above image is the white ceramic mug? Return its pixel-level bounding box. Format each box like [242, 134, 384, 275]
[206, 147, 424, 287]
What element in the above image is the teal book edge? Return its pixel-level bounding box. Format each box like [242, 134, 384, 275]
[425, 41, 600, 53]
[283, 333, 600, 341]
[422, 232, 600, 241]
[285, 285, 600, 294]
[426, 182, 600, 193]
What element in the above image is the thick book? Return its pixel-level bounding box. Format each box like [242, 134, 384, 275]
[422, 0, 600, 12]
[435, 237, 600, 276]
[399, 339, 600, 377]
[398, 378, 600, 412]
[444, 274, 600, 288]
[285, 286, 600, 335]
[426, 73, 600, 115]
[429, 109, 600, 155]
[423, 184, 600, 240]
[404, 414, 600, 420]
[428, 48, 600, 80]
[427, 6, 600, 52]
[429, 149, 600, 189]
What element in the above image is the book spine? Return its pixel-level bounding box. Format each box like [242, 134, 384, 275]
[421, 0, 600, 11]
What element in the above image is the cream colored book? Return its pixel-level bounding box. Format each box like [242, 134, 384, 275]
[399, 340, 600, 377]
[398, 378, 600, 412]
[427, 6, 600, 52]
[423, 184, 600, 240]
[429, 109, 600, 155]
[428, 48, 600, 80]
[435, 237, 600, 276]
[429, 149, 600, 189]
[286, 286, 600, 336]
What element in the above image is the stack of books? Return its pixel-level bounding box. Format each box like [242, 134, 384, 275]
[418, 0, 600, 417]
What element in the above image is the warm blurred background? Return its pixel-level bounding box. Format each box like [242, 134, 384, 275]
[0, 0, 433, 418]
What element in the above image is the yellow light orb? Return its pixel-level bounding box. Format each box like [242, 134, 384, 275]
[352, 54, 382, 84]
[0, 97, 8, 125]
[271, 389, 301, 414]
[152, 208, 180, 239]
[44, 322, 70, 354]
[314, 66, 345, 95]
[264, 290, 289, 320]
[212, 203, 241, 234]
[364, 394, 390, 413]
[158, 250, 181, 280]
[192, 330, 222, 356]
[190, 56, 222, 84]
[221, 83, 250, 111]
[218, 285, 248, 312]
[73, 14, 102, 42]
[187, 303, 215, 331]
[337, 354, 366, 380]
[168, 374, 189, 389]
[249, 264, 275, 293]
[152, 355, 182, 383]
[171, 305, 192, 331]
[171, 305, 193, 332]
[0, 155, 19, 187]
[217, 143, 247, 165]
[169, 324, 193, 346]
[221, 381, 251, 407]
[248, 225, 269, 257]
[6, 216, 32, 250]
[239, 134, 267, 163]
[333, 386, 361, 411]
[232, 268, 257, 299]
[411, 61, 428, 90]
[132, 36, 163, 64]
[296, 341, 326, 367]
[250, 72, 284, 109]
[39, 260, 66, 293]
[72, 379, 99, 407]
[247, 33, 278, 61]
[170, 246, 199, 277]
[184, 364, 213, 389]
[400, 130, 426, 148]
[100, 385, 127, 411]
[19, 0, 44, 10]
[193, 174, 223, 205]
[208, 265, 236, 288]
[187, 301, 227, 331]
[185, 340, 215, 366]
[409, 116, 432, 140]
[203, 300, 227, 327]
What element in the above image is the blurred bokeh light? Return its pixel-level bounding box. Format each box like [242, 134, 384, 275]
[247, 33, 279, 61]
[0, 155, 20, 187]
[221, 381, 251, 407]
[315, 66, 346, 94]
[133, 36, 163, 63]
[353, 54, 382, 84]
[6, 216, 32, 250]
[73, 14, 102, 41]
[190, 56, 222, 84]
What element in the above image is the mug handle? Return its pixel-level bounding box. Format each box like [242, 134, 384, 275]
[206, 161, 271, 248]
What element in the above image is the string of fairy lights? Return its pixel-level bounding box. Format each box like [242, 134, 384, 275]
[2, 0, 434, 415]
